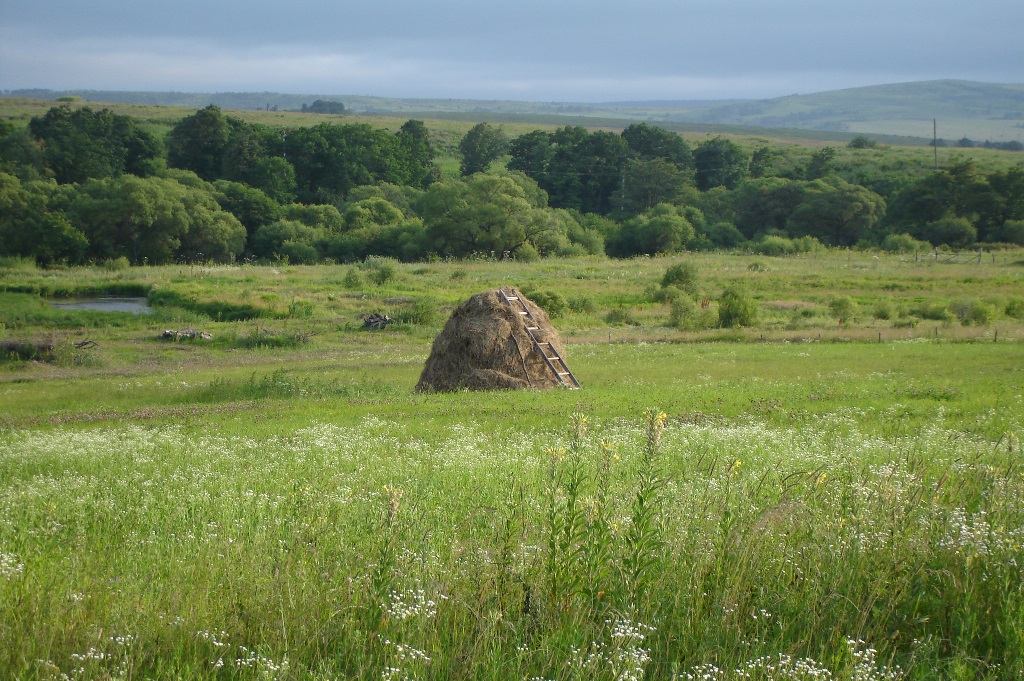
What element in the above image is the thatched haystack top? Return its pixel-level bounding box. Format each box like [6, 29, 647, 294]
[416, 288, 572, 392]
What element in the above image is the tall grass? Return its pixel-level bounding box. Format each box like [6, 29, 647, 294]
[1, 403, 1021, 679]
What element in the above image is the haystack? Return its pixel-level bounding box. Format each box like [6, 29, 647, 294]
[416, 288, 572, 392]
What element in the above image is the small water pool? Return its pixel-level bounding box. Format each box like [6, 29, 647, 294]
[49, 296, 153, 314]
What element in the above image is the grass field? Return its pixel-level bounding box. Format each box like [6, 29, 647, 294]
[2, 252, 1024, 679]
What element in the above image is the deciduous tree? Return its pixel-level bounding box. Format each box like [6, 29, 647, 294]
[458, 123, 509, 176]
[28, 105, 161, 184]
[694, 137, 748, 191]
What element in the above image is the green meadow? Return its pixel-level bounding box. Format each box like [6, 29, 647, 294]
[2, 251, 1023, 679]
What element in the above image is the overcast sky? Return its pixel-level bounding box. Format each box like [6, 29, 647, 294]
[2, 0, 1022, 102]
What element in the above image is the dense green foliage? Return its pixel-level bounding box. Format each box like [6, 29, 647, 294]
[27, 105, 161, 184]
[2, 102, 1024, 265]
[457, 122, 509, 176]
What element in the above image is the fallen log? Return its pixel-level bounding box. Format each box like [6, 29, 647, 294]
[161, 329, 213, 340]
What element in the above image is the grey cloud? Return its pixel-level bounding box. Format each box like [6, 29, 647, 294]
[2, 0, 1022, 100]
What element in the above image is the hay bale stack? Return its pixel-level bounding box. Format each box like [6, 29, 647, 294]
[416, 288, 569, 392]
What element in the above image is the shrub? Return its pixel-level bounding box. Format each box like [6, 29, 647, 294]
[103, 256, 131, 271]
[704, 221, 745, 248]
[342, 268, 363, 289]
[921, 217, 976, 248]
[718, 284, 759, 328]
[914, 301, 954, 322]
[951, 298, 998, 326]
[848, 135, 878, 149]
[660, 262, 700, 297]
[747, 261, 769, 272]
[669, 296, 717, 331]
[525, 290, 569, 318]
[287, 299, 315, 319]
[1006, 296, 1024, 319]
[605, 307, 640, 326]
[396, 299, 438, 326]
[882, 233, 930, 254]
[992, 219, 1024, 246]
[279, 241, 320, 265]
[828, 296, 858, 324]
[653, 285, 685, 304]
[872, 299, 898, 320]
[513, 243, 541, 262]
[361, 256, 399, 285]
[792, 236, 824, 253]
[751, 235, 796, 256]
[568, 295, 596, 314]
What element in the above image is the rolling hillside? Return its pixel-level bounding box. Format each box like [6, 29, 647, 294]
[4, 80, 1024, 143]
[639, 80, 1024, 142]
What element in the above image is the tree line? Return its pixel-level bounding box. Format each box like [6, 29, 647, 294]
[1, 104, 1023, 266]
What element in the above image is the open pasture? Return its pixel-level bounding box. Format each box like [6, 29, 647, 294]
[1, 252, 1023, 680]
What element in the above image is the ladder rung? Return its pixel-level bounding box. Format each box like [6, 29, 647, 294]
[506, 296, 519, 301]
[557, 372, 571, 376]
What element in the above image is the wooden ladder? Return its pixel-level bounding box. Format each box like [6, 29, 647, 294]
[499, 288, 580, 389]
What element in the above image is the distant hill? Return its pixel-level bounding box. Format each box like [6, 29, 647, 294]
[4, 80, 1023, 143]
[649, 80, 1024, 143]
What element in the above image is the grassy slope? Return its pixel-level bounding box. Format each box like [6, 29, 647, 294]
[681, 80, 1024, 141]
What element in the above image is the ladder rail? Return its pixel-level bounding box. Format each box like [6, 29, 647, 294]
[498, 288, 580, 389]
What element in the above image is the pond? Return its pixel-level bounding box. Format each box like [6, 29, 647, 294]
[49, 296, 153, 314]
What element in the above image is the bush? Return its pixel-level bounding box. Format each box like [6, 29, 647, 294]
[361, 256, 399, 285]
[660, 262, 700, 296]
[848, 135, 878, 149]
[792, 236, 825, 253]
[751, 235, 796, 256]
[342, 268, 363, 289]
[882, 233, 930, 254]
[287, 299, 315, 319]
[992, 219, 1024, 246]
[951, 298, 998, 326]
[828, 296, 858, 324]
[872, 299, 898, 320]
[718, 284, 759, 328]
[568, 295, 597, 314]
[103, 256, 131, 271]
[279, 241, 320, 265]
[669, 296, 717, 331]
[1006, 296, 1024, 319]
[921, 217, 976, 248]
[524, 290, 569, 318]
[914, 301, 954, 322]
[395, 298, 439, 326]
[605, 307, 640, 326]
[704, 221, 745, 248]
[653, 285, 685, 304]
[513, 243, 541, 262]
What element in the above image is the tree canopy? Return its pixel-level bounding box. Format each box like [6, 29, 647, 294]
[458, 123, 509, 176]
[28, 105, 161, 184]
[3, 103, 1024, 265]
